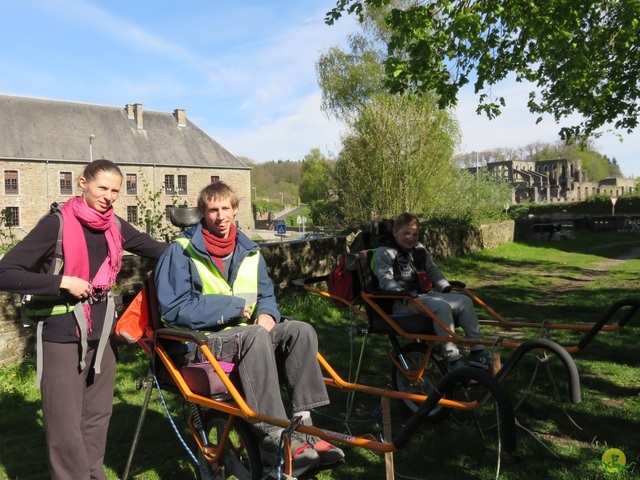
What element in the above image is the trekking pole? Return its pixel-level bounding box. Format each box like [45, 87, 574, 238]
[122, 376, 154, 480]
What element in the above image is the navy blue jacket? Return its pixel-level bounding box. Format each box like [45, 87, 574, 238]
[154, 222, 281, 331]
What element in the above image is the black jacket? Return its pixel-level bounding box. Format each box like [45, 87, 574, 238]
[0, 213, 167, 342]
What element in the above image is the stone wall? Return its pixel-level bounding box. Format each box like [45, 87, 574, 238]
[0, 221, 514, 367]
[422, 221, 514, 260]
[0, 291, 31, 366]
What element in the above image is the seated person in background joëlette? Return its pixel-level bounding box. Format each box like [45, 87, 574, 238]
[374, 212, 493, 372]
[153, 181, 344, 477]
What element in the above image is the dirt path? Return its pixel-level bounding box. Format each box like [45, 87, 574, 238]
[589, 246, 640, 271]
[538, 245, 640, 298]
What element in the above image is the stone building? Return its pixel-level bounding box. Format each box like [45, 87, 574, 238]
[0, 95, 252, 241]
[481, 158, 636, 203]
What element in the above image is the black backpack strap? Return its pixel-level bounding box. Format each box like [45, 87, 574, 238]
[50, 209, 64, 275]
[20, 207, 64, 326]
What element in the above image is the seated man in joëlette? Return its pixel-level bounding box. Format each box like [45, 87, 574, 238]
[154, 181, 344, 477]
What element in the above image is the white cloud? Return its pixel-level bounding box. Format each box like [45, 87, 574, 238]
[216, 91, 343, 162]
[32, 0, 214, 74]
[191, 4, 356, 161]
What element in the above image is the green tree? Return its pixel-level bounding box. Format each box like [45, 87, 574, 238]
[134, 179, 185, 242]
[317, 33, 387, 122]
[606, 157, 623, 178]
[252, 199, 282, 216]
[308, 199, 346, 231]
[0, 208, 18, 254]
[333, 93, 460, 225]
[250, 160, 302, 204]
[327, 0, 640, 143]
[299, 149, 332, 203]
[439, 170, 514, 224]
[318, 2, 520, 227]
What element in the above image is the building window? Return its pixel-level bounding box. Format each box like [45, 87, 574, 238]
[60, 172, 73, 195]
[4, 170, 18, 195]
[165, 205, 174, 222]
[211, 175, 220, 184]
[177, 175, 188, 195]
[126, 174, 138, 195]
[127, 206, 138, 224]
[4, 207, 20, 227]
[165, 175, 175, 195]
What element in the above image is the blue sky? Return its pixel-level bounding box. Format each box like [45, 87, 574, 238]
[1, 0, 638, 177]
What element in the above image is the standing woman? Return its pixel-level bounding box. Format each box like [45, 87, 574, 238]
[0, 159, 167, 480]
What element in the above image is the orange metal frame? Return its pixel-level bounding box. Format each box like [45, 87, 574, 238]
[126, 260, 597, 477]
[144, 330, 481, 452]
[132, 320, 515, 479]
[297, 276, 640, 356]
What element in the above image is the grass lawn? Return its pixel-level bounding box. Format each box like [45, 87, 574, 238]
[1, 231, 639, 479]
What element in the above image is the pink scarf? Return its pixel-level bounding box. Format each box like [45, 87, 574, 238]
[61, 196, 123, 332]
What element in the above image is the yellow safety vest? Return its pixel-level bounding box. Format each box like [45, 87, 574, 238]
[175, 237, 260, 314]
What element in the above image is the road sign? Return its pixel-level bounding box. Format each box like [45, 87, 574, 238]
[611, 197, 618, 206]
[276, 223, 286, 235]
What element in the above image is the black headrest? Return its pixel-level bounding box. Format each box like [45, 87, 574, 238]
[357, 249, 377, 293]
[371, 218, 394, 236]
[170, 206, 202, 228]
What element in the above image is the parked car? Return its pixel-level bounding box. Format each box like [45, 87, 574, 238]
[295, 232, 331, 240]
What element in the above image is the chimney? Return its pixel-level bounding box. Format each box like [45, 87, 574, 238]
[173, 108, 186, 127]
[133, 103, 143, 130]
[125, 104, 135, 119]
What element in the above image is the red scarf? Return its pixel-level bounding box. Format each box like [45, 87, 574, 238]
[202, 224, 236, 272]
[61, 196, 123, 332]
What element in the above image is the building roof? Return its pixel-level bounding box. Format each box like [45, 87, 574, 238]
[0, 95, 249, 169]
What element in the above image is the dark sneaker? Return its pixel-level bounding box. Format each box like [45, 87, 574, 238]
[447, 356, 466, 372]
[259, 429, 320, 477]
[469, 350, 493, 373]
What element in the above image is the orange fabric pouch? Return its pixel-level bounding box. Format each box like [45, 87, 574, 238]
[115, 289, 149, 343]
